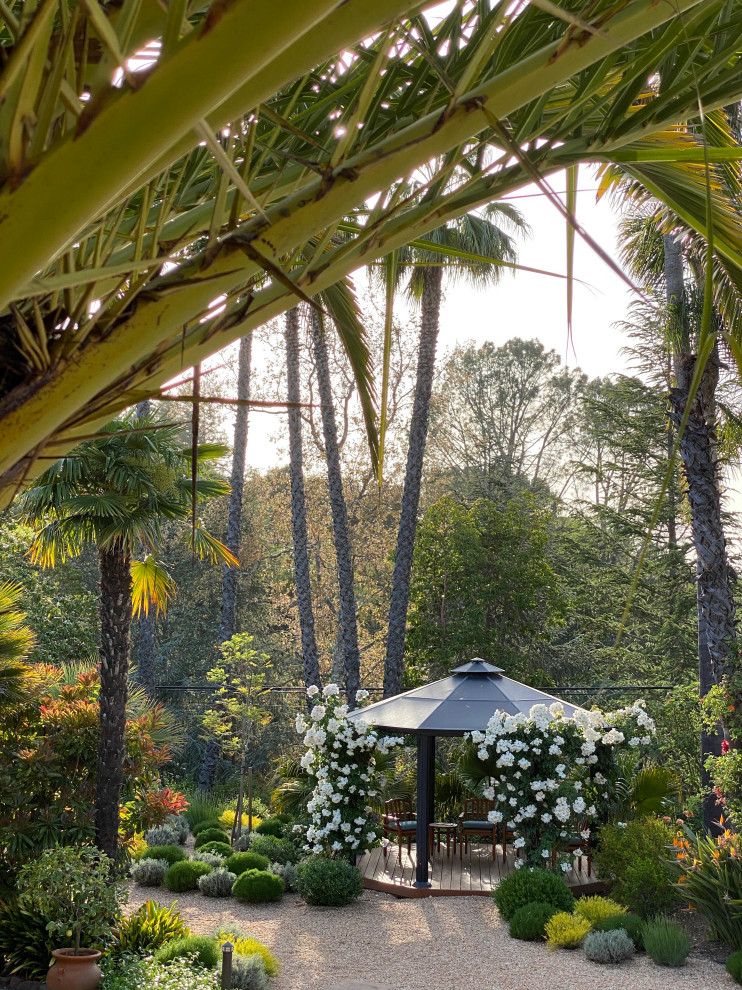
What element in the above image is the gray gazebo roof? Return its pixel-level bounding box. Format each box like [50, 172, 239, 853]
[349, 659, 584, 736]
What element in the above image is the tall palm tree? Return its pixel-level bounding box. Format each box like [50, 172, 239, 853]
[285, 308, 322, 693]
[310, 306, 361, 704]
[17, 415, 236, 861]
[383, 208, 525, 697]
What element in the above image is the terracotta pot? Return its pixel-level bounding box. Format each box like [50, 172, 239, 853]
[46, 948, 102, 990]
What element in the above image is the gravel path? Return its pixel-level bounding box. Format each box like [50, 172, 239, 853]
[127, 885, 732, 990]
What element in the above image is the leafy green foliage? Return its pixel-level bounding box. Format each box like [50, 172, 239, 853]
[642, 917, 690, 967]
[225, 852, 270, 874]
[16, 846, 125, 953]
[0, 896, 59, 979]
[111, 901, 189, 957]
[595, 913, 645, 950]
[544, 912, 592, 950]
[101, 955, 220, 990]
[574, 896, 627, 927]
[230, 954, 269, 990]
[491, 869, 575, 921]
[583, 929, 635, 963]
[164, 860, 212, 893]
[198, 869, 237, 898]
[296, 857, 363, 907]
[726, 949, 742, 984]
[703, 672, 742, 820]
[215, 929, 280, 977]
[197, 841, 233, 859]
[144, 824, 180, 847]
[231, 869, 284, 903]
[183, 796, 224, 830]
[195, 828, 231, 849]
[255, 818, 284, 838]
[143, 846, 188, 867]
[269, 861, 297, 892]
[192, 851, 226, 868]
[192, 820, 228, 837]
[508, 902, 557, 941]
[153, 935, 220, 968]
[594, 819, 678, 918]
[249, 835, 298, 865]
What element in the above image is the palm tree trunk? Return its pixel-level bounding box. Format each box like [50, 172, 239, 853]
[220, 333, 252, 642]
[135, 399, 157, 696]
[310, 308, 361, 705]
[95, 541, 132, 863]
[384, 266, 442, 697]
[286, 307, 321, 693]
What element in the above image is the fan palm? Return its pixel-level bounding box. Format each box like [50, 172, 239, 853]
[16, 414, 236, 861]
[2, 2, 742, 503]
[0, 581, 34, 715]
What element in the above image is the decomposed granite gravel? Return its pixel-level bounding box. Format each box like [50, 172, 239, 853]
[126, 885, 733, 990]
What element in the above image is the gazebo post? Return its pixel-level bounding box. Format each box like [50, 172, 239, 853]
[413, 733, 435, 887]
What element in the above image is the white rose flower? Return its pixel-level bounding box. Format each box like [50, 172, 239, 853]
[307, 685, 320, 698]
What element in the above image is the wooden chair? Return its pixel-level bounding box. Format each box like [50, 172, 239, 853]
[382, 799, 417, 858]
[459, 798, 497, 859]
[552, 826, 592, 876]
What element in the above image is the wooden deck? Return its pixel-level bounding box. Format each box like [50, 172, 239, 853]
[358, 843, 603, 898]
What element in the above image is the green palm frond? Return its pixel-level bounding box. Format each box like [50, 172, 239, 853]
[0, 582, 34, 712]
[131, 555, 177, 618]
[186, 520, 239, 567]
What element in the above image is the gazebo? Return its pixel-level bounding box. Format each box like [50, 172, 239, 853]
[349, 659, 584, 888]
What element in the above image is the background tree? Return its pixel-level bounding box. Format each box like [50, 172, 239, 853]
[17, 416, 236, 861]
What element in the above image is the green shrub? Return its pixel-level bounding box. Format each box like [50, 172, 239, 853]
[232, 869, 284, 903]
[545, 912, 592, 950]
[197, 841, 234, 859]
[225, 851, 270, 875]
[195, 828, 231, 849]
[255, 818, 284, 838]
[215, 929, 280, 977]
[166, 814, 191, 844]
[595, 913, 645, 950]
[508, 902, 557, 941]
[164, 860, 212, 893]
[198, 869, 237, 898]
[574, 895, 627, 927]
[671, 826, 742, 947]
[153, 934, 220, 968]
[111, 900, 189, 956]
[491, 868, 575, 921]
[234, 831, 259, 852]
[583, 929, 635, 963]
[144, 824, 180, 846]
[642, 917, 690, 966]
[131, 857, 168, 887]
[183, 794, 224, 830]
[296, 856, 363, 907]
[101, 955, 221, 990]
[193, 851, 226, 868]
[249, 835, 298, 865]
[0, 897, 61, 980]
[142, 845, 188, 866]
[230, 954, 268, 990]
[193, 819, 228, 837]
[269, 861, 297, 892]
[595, 819, 677, 918]
[726, 949, 742, 985]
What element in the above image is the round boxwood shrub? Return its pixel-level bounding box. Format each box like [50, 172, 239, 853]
[153, 934, 220, 968]
[195, 827, 231, 849]
[255, 818, 284, 838]
[141, 844, 188, 866]
[249, 835, 298, 865]
[232, 869, 285, 903]
[198, 869, 237, 898]
[192, 819, 228, 837]
[197, 840, 234, 859]
[296, 856, 363, 907]
[164, 860, 213, 893]
[508, 901, 558, 941]
[491, 868, 575, 921]
[726, 948, 742, 985]
[584, 929, 635, 964]
[225, 851, 270, 875]
[595, 912, 645, 950]
[131, 858, 168, 887]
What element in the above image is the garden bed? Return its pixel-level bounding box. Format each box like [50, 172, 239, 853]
[126, 885, 732, 990]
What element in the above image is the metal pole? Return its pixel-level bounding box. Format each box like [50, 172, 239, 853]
[414, 734, 435, 888]
[221, 941, 233, 989]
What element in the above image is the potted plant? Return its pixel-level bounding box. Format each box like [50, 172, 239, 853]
[17, 845, 126, 990]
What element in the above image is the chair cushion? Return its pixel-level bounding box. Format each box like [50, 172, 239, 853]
[398, 821, 417, 830]
[462, 820, 493, 830]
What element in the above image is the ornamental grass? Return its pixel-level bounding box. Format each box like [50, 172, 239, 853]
[671, 821, 742, 948]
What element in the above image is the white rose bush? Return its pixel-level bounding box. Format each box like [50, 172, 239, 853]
[295, 685, 403, 859]
[466, 700, 655, 871]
